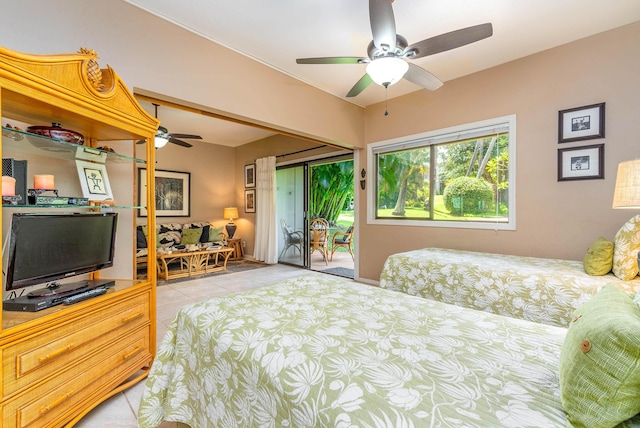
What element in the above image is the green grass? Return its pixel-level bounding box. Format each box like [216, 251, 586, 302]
[377, 195, 508, 220]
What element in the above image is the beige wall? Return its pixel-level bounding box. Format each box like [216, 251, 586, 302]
[236, 135, 349, 256]
[148, 140, 237, 230]
[1, 0, 364, 149]
[358, 21, 640, 280]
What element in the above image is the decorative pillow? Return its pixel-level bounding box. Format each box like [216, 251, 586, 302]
[209, 226, 224, 242]
[559, 284, 640, 427]
[136, 226, 147, 249]
[583, 237, 613, 275]
[181, 227, 203, 245]
[612, 215, 640, 280]
[140, 225, 161, 248]
[199, 225, 211, 243]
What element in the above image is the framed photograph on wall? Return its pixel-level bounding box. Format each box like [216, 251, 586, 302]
[244, 189, 256, 213]
[558, 144, 604, 181]
[244, 164, 256, 188]
[558, 102, 605, 143]
[76, 160, 113, 201]
[138, 168, 191, 217]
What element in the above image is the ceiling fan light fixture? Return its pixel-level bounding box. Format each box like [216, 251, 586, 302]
[366, 57, 408, 87]
[154, 135, 169, 148]
[154, 126, 170, 148]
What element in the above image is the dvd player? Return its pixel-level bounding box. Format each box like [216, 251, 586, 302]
[3, 279, 115, 312]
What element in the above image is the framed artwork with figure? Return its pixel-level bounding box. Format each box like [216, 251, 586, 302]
[76, 160, 113, 201]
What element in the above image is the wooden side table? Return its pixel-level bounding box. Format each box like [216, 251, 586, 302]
[227, 238, 244, 260]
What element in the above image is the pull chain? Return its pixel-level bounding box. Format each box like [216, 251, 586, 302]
[384, 85, 389, 116]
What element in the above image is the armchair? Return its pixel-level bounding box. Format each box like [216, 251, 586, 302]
[310, 218, 329, 265]
[331, 224, 354, 261]
[280, 219, 303, 259]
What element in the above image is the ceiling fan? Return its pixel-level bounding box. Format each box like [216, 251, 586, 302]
[296, 0, 493, 97]
[138, 103, 203, 148]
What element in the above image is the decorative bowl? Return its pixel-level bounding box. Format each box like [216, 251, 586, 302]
[26, 122, 84, 146]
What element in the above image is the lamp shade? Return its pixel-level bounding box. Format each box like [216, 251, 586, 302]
[223, 207, 239, 221]
[613, 159, 640, 208]
[366, 57, 409, 87]
[154, 136, 169, 148]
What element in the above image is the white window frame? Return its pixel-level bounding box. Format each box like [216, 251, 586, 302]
[367, 114, 516, 230]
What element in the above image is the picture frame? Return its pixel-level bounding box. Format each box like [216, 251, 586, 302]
[244, 189, 256, 213]
[138, 168, 191, 217]
[75, 160, 113, 201]
[244, 163, 256, 188]
[557, 144, 604, 181]
[558, 102, 605, 143]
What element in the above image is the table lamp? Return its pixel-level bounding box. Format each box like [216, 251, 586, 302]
[612, 159, 640, 266]
[223, 207, 239, 239]
[613, 159, 640, 209]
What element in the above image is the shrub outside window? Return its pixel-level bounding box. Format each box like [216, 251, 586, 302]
[368, 115, 516, 230]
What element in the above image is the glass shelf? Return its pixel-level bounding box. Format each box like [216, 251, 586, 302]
[1, 126, 146, 164]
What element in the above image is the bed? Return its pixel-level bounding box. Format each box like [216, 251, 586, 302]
[137, 273, 640, 428]
[379, 247, 640, 327]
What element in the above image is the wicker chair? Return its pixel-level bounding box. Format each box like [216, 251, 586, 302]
[331, 224, 354, 261]
[280, 219, 303, 259]
[310, 218, 329, 265]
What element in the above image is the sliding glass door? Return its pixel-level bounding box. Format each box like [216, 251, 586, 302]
[276, 155, 355, 278]
[276, 164, 306, 267]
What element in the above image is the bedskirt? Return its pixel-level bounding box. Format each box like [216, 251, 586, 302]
[379, 248, 640, 327]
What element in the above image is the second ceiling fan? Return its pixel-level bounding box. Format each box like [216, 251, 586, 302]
[296, 0, 493, 97]
[140, 103, 203, 148]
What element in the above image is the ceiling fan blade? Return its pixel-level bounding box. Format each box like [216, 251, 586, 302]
[405, 23, 493, 59]
[169, 133, 202, 140]
[168, 137, 193, 148]
[404, 63, 443, 91]
[369, 0, 396, 51]
[346, 74, 373, 97]
[296, 57, 366, 65]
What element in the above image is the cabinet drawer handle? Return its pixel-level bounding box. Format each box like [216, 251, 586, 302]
[121, 312, 144, 324]
[38, 343, 74, 364]
[123, 346, 142, 361]
[40, 390, 74, 415]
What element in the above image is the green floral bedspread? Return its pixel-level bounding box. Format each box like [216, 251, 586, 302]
[379, 248, 640, 327]
[138, 273, 573, 428]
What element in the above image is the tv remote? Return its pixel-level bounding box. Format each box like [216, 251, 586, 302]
[62, 288, 108, 305]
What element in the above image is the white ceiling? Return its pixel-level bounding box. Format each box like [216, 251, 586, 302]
[125, 0, 640, 147]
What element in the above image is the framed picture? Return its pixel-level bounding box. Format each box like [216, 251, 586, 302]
[558, 144, 604, 181]
[558, 102, 605, 143]
[244, 189, 256, 213]
[244, 163, 256, 188]
[76, 160, 113, 201]
[138, 168, 191, 217]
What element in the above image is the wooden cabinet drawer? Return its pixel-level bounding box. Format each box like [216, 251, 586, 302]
[2, 293, 149, 399]
[2, 326, 150, 428]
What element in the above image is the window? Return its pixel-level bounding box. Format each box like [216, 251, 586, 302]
[368, 115, 516, 230]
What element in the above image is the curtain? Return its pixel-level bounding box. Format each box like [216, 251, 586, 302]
[254, 156, 278, 263]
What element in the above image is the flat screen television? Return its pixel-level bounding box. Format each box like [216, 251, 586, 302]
[5, 212, 118, 298]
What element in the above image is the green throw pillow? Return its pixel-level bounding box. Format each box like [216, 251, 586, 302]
[612, 215, 640, 280]
[181, 227, 203, 245]
[559, 284, 640, 427]
[141, 225, 161, 248]
[209, 226, 224, 242]
[583, 237, 613, 275]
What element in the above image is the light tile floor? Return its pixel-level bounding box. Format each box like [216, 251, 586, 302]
[75, 263, 316, 428]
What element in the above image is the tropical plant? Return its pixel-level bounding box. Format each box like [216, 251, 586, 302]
[310, 160, 354, 225]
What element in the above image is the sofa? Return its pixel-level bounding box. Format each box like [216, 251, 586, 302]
[136, 221, 226, 267]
